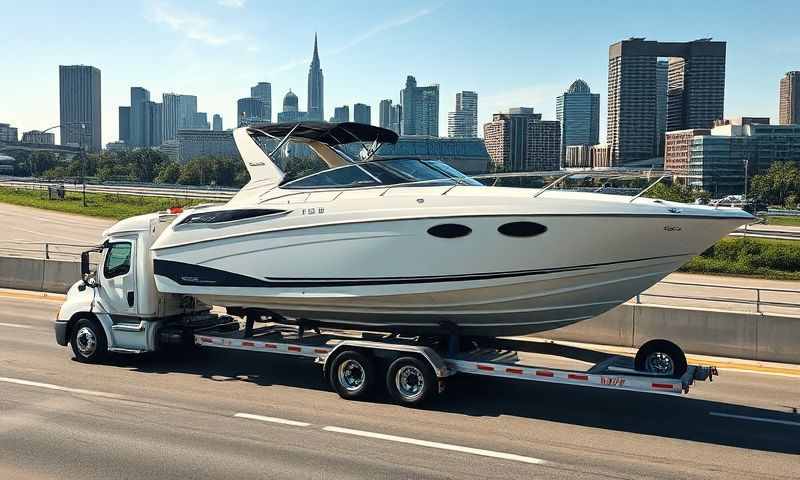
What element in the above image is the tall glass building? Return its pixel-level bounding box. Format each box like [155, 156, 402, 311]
[556, 79, 600, 163]
[59, 65, 101, 151]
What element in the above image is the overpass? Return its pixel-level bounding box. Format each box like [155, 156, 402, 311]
[0, 140, 83, 156]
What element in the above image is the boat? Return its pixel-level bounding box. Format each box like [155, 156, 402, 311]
[150, 122, 754, 337]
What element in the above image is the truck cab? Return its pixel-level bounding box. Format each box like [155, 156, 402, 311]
[54, 210, 213, 361]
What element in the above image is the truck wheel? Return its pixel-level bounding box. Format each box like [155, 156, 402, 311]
[328, 350, 375, 400]
[635, 340, 687, 378]
[386, 356, 436, 407]
[70, 317, 108, 364]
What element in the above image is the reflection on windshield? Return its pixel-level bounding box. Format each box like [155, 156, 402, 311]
[282, 158, 483, 189]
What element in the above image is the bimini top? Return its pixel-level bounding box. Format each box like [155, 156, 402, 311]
[247, 121, 399, 146]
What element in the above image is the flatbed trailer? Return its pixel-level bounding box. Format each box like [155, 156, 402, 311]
[190, 320, 717, 405]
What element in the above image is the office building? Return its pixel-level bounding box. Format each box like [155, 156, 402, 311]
[59, 65, 101, 151]
[685, 122, 800, 195]
[333, 105, 349, 123]
[342, 136, 490, 175]
[162, 93, 200, 141]
[564, 145, 592, 168]
[192, 112, 210, 130]
[664, 128, 711, 175]
[237, 97, 267, 126]
[607, 38, 726, 164]
[447, 91, 478, 138]
[0, 123, 18, 142]
[390, 104, 402, 134]
[277, 90, 308, 123]
[353, 103, 371, 125]
[307, 34, 324, 121]
[212, 114, 223, 131]
[106, 141, 129, 152]
[143, 101, 163, 147]
[129, 87, 150, 147]
[714, 117, 770, 127]
[556, 79, 599, 163]
[379, 99, 393, 129]
[779, 71, 800, 125]
[484, 107, 561, 172]
[400, 76, 439, 136]
[117, 106, 129, 144]
[656, 60, 668, 154]
[22, 130, 55, 145]
[590, 144, 613, 168]
[176, 129, 239, 163]
[250, 82, 272, 123]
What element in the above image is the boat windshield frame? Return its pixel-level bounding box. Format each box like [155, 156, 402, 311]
[279, 158, 483, 190]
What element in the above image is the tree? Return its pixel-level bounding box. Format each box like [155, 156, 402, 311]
[29, 151, 57, 176]
[644, 182, 701, 203]
[155, 161, 182, 184]
[750, 161, 800, 207]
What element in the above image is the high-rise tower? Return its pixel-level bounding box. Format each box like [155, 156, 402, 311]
[779, 71, 800, 125]
[307, 34, 324, 121]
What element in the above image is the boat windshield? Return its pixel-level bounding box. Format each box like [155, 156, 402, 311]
[281, 158, 483, 189]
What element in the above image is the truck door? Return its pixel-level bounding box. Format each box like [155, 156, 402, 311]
[98, 239, 138, 318]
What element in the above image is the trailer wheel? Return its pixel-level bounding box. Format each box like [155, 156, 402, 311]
[70, 317, 108, 364]
[328, 350, 375, 400]
[635, 340, 687, 378]
[386, 356, 436, 407]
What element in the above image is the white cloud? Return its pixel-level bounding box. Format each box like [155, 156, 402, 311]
[218, 0, 246, 8]
[150, 2, 245, 46]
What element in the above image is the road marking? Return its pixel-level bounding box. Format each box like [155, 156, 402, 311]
[0, 377, 123, 399]
[709, 411, 800, 427]
[0, 322, 34, 329]
[0, 290, 66, 302]
[323, 426, 547, 465]
[234, 413, 311, 427]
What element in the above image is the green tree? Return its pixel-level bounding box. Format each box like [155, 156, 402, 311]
[155, 161, 182, 184]
[29, 151, 57, 176]
[750, 161, 800, 206]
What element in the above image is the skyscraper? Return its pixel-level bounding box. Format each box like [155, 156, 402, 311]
[129, 87, 151, 147]
[353, 103, 371, 125]
[212, 114, 223, 131]
[142, 101, 163, 147]
[447, 91, 478, 138]
[379, 99, 393, 129]
[607, 38, 726, 164]
[483, 107, 560, 172]
[555, 80, 599, 162]
[277, 90, 308, 123]
[307, 34, 324, 121]
[237, 97, 267, 126]
[779, 71, 800, 125]
[59, 65, 101, 151]
[390, 104, 402, 134]
[333, 105, 349, 123]
[400, 76, 439, 136]
[163, 93, 199, 141]
[119, 106, 130, 144]
[655, 60, 668, 155]
[250, 82, 272, 123]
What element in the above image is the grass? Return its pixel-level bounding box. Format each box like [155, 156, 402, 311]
[679, 237, 800, 281]
[764, 215, 800, 227]
[0, 187, 204, 220]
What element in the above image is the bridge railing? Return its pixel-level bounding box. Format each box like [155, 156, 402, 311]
[635, 280, 800, 315]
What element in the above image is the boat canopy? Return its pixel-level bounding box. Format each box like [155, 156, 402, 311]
[247, 122, 399, 146]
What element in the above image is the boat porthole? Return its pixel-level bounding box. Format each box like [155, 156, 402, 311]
[427, 224, 472, 239]
[497, 221, 547, 237]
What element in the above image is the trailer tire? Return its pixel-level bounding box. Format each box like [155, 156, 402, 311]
[70, 317, 108, 364]
[635, 340, 687, 378]
[328, 350, 375, 400]
[386, 356, 436, 407]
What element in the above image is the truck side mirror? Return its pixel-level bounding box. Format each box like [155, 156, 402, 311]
[81, 251, 91, 277]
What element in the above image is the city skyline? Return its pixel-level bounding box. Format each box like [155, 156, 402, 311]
[1, 1, 799, 145]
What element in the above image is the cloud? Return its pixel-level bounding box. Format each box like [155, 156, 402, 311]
[269, 5, 438, 74]
[218, 0, 246, 8]
[150, 2, 245, 46]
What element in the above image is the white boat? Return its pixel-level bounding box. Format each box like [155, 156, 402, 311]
[150, 122, 753, 336]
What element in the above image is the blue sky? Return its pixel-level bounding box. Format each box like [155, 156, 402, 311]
[1, 0, 798, 145]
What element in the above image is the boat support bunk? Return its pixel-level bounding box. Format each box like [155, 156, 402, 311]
[191, 319, 717, 406]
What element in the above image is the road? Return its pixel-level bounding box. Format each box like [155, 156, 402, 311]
[0, 292, 798, 479]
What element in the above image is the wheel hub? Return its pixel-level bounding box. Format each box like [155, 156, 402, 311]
[75, 326, 97, 356]
[645, 352, 674, 375]
[395, 365, 425, 401]
[337, 359, 365, 392]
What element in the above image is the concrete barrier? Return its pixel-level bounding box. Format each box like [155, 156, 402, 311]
[42, 259, 81, 294]
[755, 313, 800, 364]
[0, 256, 45, 291]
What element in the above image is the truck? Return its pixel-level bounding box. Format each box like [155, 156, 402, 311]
[54, 209, 717, 407]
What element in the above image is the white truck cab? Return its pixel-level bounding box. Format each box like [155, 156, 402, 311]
[54, 210, 213, 361]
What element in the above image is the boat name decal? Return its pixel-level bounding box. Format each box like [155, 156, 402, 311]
[663, 225, 682, 232]
[302, 207, 325, 215]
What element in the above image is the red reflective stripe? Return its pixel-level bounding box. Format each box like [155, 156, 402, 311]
[535, 370, 554, 377]
[506, 368, 524, 374]
[288, 346, 302, 352]
[241, 341, 255, 347]
[477, 364, 494, 371]
[314, 348, 328, 354]
[568, 374, 589, 381]
[264, 344, 277, 349]
[652, 383, 675, 389]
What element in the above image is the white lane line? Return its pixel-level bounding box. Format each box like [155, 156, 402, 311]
[0, 377, 124, 399]
[0, 322, 34, 329]
[709, 411, 800, 427]
[234, 413, 311, 427]
[323, 426, 547, 465]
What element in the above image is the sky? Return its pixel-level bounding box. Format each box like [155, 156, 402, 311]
[1, 0, 799, 146]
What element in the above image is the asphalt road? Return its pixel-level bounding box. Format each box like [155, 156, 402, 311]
[0, 293, 798, 479]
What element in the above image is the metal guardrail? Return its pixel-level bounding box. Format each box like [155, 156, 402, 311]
[635, 280, 800, 314]
[0, 179, 236, 201]
[0, 241, 96, 261]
